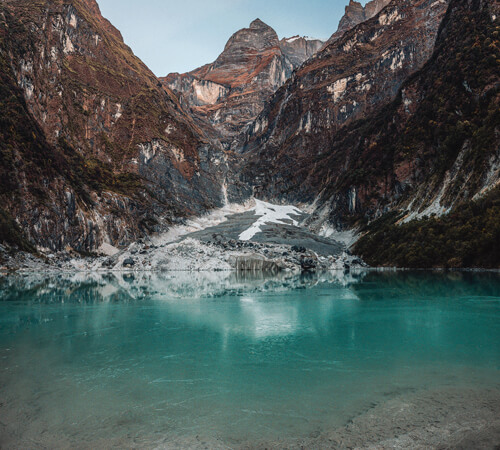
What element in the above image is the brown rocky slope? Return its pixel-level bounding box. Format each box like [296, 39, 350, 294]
[162, 19, 323, 146]
[237, 0, 450, 209]
[238, 0, 499, 269]
[0, 0, 226, 253]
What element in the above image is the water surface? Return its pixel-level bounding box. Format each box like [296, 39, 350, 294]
[0, 271, 499, 447]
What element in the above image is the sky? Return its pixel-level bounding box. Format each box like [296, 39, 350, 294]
[97, 0, 367, 76]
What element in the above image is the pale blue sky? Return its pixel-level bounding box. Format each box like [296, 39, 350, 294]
[97, 0, 367, 76]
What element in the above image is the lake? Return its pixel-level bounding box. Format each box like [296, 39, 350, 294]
[1, 270, 499, 448]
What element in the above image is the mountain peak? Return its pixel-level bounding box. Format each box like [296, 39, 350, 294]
[324, 0, 391, 46]
[249, 18, 270, 29]
[221, 18, 279, 54]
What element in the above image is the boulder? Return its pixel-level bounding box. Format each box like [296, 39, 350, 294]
[123, 258, 135, 267]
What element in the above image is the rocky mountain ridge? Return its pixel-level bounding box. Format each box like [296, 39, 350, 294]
[237, 0, 450, 205]
[237, 0, 499, 267]
[162, 19, 323, 144]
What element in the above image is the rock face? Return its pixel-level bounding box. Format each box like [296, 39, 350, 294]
[162, 20, 323, 144]
[326, 0, 392, 45]
[237, 0, 450, 207]
[279, 36, 324, 68]
[1, 0, 499, 270]
[238, 0, 499, 234]
[0, 0, 225, 252]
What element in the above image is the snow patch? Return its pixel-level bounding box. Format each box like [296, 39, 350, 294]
[152, 201, 253, 247]
[239, 200, 302, 241]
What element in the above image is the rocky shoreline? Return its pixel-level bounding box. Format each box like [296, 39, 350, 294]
[0, 237, 365, 274]
[0, 200, 367, 274]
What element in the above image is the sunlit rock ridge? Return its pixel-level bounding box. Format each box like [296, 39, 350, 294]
[162, 19, 323, 145]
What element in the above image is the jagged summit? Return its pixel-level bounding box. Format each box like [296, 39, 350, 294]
[162, 20, 323, 142]
[249, 18, 271, 29]
[325, 0, 391, 45]
[339, 0, 391, 33]
[219, 18, 279, 61]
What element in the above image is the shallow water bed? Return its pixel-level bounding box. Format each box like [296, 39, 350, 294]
[0, 271, 499, 448]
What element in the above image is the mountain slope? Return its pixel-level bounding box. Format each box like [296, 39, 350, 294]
[238, 0, 449, 203]
[162, 20, 323, 145]
[354, 187, 500, 268]
[0, 0, 225, 252]
[309, 0, 500, 227]
[239, 0, 499, 266]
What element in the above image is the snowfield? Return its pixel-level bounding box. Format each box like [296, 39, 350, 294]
[238, 200, 303, 241]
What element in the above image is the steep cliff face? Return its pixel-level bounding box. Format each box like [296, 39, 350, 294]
[326, 0, 392, 45]
[162, 20, 323, 144]
[350, 0, 500, 268]
[238, 0, 449, 205]
[240, 0, 499, 243]
[279, 36, 324, 68]
[0, 0, 225, 252]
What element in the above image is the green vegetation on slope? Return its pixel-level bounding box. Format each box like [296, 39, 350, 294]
[335, 0, 500, 269]
[354, 187, 500, 269]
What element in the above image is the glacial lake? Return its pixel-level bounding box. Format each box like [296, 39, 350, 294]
[0, 270, 499, 448]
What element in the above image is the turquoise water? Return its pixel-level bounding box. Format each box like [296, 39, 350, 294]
[0, 271, 499, 447]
